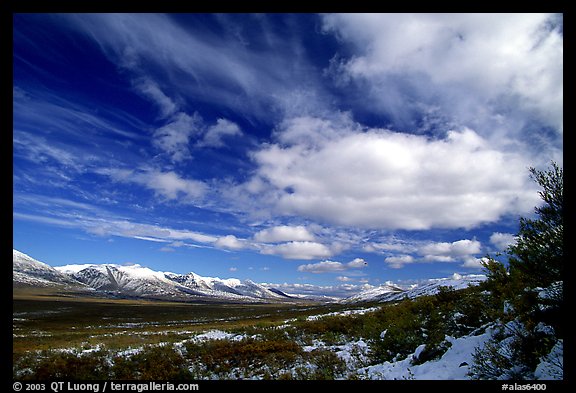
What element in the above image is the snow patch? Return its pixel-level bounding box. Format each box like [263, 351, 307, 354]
[358, 331, 492, 380]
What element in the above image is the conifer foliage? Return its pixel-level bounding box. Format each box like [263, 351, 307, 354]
[471, 162, 563, 380]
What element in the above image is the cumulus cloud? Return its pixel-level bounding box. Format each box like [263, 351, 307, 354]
[254, 225, 315, 243]
[260, 241, 332, 260]
[490, 232, 517, 251]
[461, 257, 487, 269]
[214, 235, 246, 250]
[419, 239, 482, 262]
[385, 255, 415, 269]
[297, 258, 367, 273]
[382, 239, 483, 268]
[347, 257, 368, 268]
[246, 121, 539, 230]
[322, 13, 563, 137]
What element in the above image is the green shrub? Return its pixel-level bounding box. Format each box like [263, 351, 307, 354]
[19, 349, 111, 380]
[185, 337, 302, 377]
[301, 349, 346, 380]
[112, 345, 193, 380]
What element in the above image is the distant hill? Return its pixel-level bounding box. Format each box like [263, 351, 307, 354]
[341, 273, 486, 303]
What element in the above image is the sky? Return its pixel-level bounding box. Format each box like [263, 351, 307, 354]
[12, 13, 563, 298]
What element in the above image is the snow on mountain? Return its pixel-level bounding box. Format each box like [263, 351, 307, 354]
[56, 264, 191, 299]
[13, 249, 290, 302]
[12, 249, 88, 289]
[341, 284, 405, 303]
[400, 273, 487, 299]
[52, 259, 290, 302]
[342, 273, 487, 303]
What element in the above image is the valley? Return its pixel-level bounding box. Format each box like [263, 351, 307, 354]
[13, 287, 339, 354]
[12, 250, 562, 381]
[13, 249, 499, 380]
[13, 287, 389, 380]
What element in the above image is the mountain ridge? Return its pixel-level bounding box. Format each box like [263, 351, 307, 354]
[341, 273, 487, 303]
[13, 249, 486, 303]
[13, 249, 291, 303]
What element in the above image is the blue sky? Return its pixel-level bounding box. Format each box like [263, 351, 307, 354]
[13, 13, 563, 297]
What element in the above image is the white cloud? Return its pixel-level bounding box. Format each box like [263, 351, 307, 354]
[382, 239, 483, 268]
[336, 276, 354, 282]
[263, 282, 372, 299]
[229, 267, 238, 272]
[62, 14, 330, 124]
[385, 255, 415, 269]
[14, 205, 220, 247]
[152, 112, 201, 162]
[347, 258, 368, 268]
[254, 225, 315, 243]
[419, 239, 482, 262]
[134, 77, 178, 118]
[490, 232, 517, 251]
[260, 241, 332, 260]
[100, 167, 206, 203]
[298, 260, 346, 273]
[322, 13, 563, 136]
[144, 170, 206, 201]
[215, 235, 246, 250]
[197, 118, 243, 148]
[297, 258, 368, 273]
[461, 257, 486, 269]
[246, 121, 538, 230]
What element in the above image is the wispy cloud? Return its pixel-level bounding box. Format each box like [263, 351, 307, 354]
[97, 167, 207, 203]
[13, 85, 144, 141]
[59, 13, 328, 122]
[133, 77, 179, 119]
[151, 113, 201, 163]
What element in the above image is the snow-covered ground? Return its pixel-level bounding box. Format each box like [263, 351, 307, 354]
[305, 306, 380, 321]
[356, 330, 491, 379]
[16, 321, 562, 380]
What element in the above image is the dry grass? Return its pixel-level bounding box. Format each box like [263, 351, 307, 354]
[13, 288, 346, 354]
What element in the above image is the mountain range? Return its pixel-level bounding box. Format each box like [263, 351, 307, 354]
[12, 249, 291, 302]
[12, 249, 486, 303]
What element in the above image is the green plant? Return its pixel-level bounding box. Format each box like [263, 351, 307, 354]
[112, 345, 193, 380]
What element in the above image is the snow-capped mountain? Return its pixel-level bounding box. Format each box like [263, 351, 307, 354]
[54, 263, 291, 301]
[13, 249, 290, 302]
[12, 249, 89, 290]
[341, 283, 405, 303]
[342, 273, 487, 303]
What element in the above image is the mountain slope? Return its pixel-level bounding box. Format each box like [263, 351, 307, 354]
[12, 249, 88, 290]
[13, 249, 291, 302]
[341, 284, 405, 303]
[342, 274, 487, 303]
[53, 261, 290, 302]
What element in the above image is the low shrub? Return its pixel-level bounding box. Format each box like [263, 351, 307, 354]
[112, 345, 193, 380]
